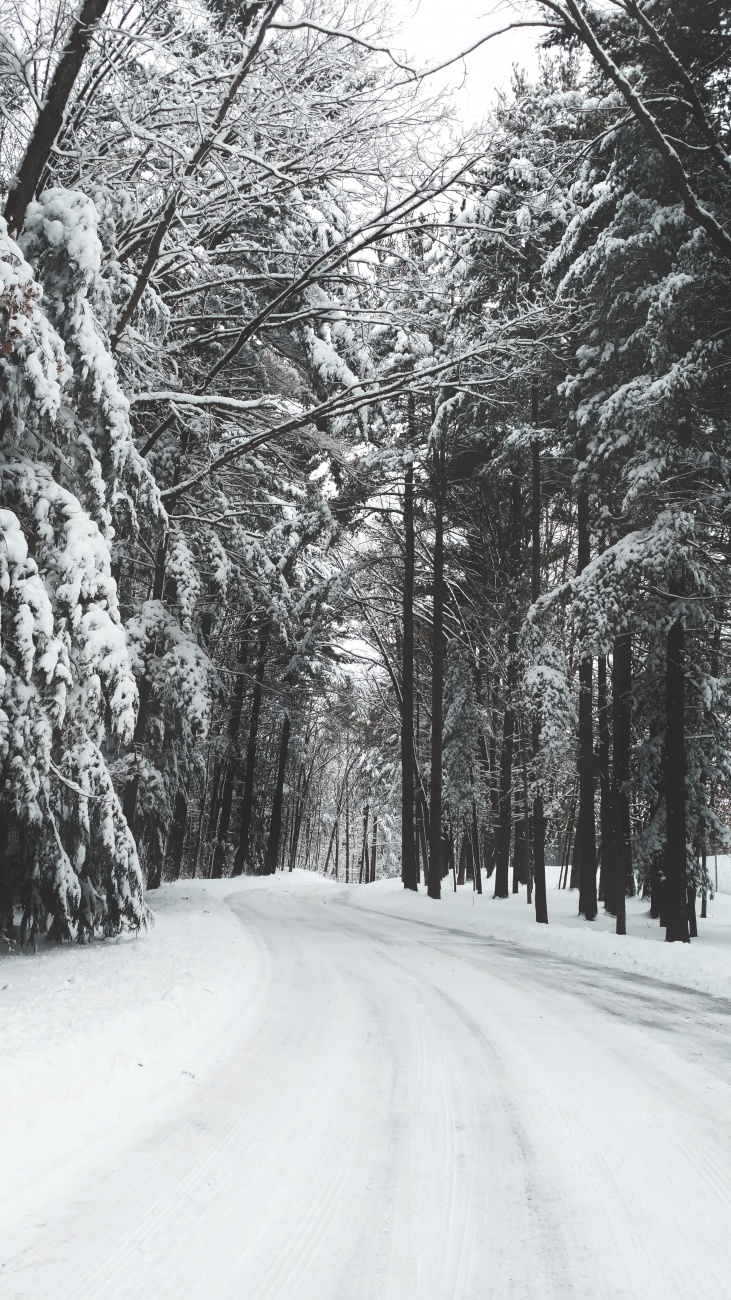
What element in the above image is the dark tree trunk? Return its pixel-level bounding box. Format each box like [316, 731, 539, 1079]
[232, 631, 268, 876]
[597, 653, 617, 914]
[665, 616, 689, 942]
[496, 475, 522, 898]
[472, 802, 482, 894]
[457, 835, 467, 886]
[531, 430, 548, 923]
[522, 741, 531, 904]
[418, 814, 429, 891]
[4, 0, 112, 236]
[345, 783, 350, 883]
[401, 454, 418, 891]
[370, 813, 378, 884]
[263, 713, 290, 875]
[650, 851, 664, 920]
[487, 699, 499, 878]
[512, 818, 523, 892]
[687, 888, 698, 938]
[428, 449, 445, 900]
[576, 463, 598, 920]
[358, 803, 369, 884]
[612, 633, 632, 936]
[495, 649, 516, 898]
[570, 833, 581, 891]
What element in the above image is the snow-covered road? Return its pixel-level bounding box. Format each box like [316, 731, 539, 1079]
[4, 876, 731, 1299]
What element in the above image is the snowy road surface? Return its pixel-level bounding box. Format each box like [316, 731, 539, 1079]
[4, 876, 731, 1300]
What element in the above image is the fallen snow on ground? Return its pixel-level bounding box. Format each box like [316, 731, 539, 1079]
[0, 873, 324, 1239]
[3, 870, 731, 1300]
[349, 865, 731, 1001]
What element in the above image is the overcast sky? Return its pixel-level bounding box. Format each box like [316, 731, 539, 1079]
[391, 1, 544, 122]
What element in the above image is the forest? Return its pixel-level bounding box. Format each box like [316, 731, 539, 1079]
[2, 0, 730, 950]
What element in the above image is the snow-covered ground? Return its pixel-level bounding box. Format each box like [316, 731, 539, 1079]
[2, 870, 731, 1299]
[351, 864, 731, 1001]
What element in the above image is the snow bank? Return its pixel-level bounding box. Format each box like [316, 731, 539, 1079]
[347, 866, 731, 1002]
[0, 876, 276, 1234]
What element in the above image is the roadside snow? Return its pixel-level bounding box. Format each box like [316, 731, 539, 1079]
[0, 875, 277, 1238]
[349, 866, 731, 1001]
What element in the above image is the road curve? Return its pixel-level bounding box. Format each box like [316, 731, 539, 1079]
[3, 878, 731, 1300]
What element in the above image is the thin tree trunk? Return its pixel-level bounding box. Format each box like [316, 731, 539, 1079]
[419, 814, 430, 891]
[345, 779, 350, 883]
[512, 814, 521, 894]
[428, 449, 445, 900]
[369, 813, 378, 884]
[5, 0, 112, 236]
[597, 653, 617, 914]
[576, 462, 598, 920]
[401, 450, 418, 890]
[687, 887, 698, 938]
[665, 615, 689, 942]
[358, 803, 369, 884]
[472, 802, 482, 894]
[612, 633, 632, 937]
[263, 713, 290, 876]
[232, 630, 268, 876]
[496, 476, 522, 898]
[522, 737, 532, 904]
[495, 653, 516, 897]
[487, 696, 499, 878]
[531, 433, 548, 923]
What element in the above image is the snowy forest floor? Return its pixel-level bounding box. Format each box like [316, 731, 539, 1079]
[2, 869, 731, 1298]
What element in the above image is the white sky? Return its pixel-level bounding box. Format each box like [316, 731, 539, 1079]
[390, 0, 545, 122]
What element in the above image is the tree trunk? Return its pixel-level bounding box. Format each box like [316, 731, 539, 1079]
[263, 713, 290, 875]
[487, 699, 499, 879]
[665, 615, 689, 942]
[597, 653, 617, 914]
[522, 741, 532, 904]
[457, 835, 467, 886]
[495, 654, 516, 898]
[472, 802, 482, 894]
[4, 0, 112, 236]
[419, 814, 429, 891]
[232, 630, 268, 876]
[358, 803, 369, 884]
[401, 453, 418, 890]
[345, 781, 350, 883]
[576, 463, 598, 920]
[370, 813, 378, 884]
[687, 887, 698, 938]
[496, 475, 522, 898]
[612, 632, 632, 936]
[530, 429, 548, 923]
[428, 449, 445, 900]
